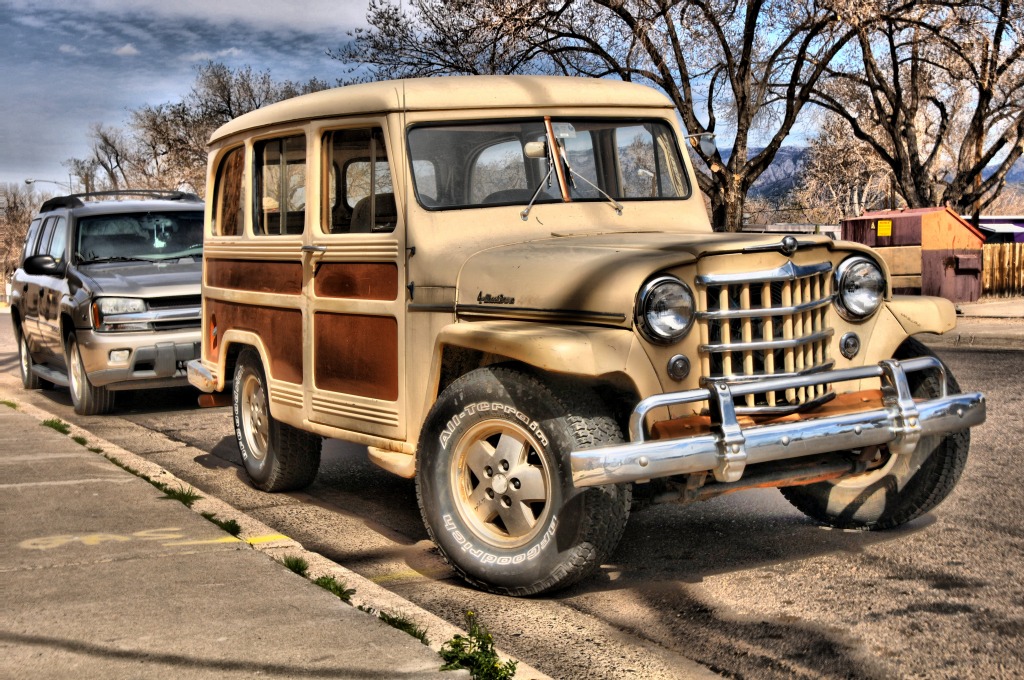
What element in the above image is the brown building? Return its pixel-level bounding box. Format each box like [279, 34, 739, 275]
[841, 207, 985, 302]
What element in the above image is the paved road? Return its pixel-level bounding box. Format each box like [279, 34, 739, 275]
[2, 314, 1021, 679]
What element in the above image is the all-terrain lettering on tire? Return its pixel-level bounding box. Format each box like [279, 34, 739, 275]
[417, 366, 630, 596]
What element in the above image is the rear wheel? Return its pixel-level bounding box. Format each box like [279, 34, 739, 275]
[781, 338, 969, 530]
[416, 366, 631, 596]
[18, 329, 41, 390]
[233, 348, 321, 492]
[66, 333, 114, 415]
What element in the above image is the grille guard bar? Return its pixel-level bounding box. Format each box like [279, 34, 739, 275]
[571, 356, 986, 487]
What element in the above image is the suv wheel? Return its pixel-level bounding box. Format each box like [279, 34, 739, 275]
[66, 333, 115, 415]
[233, 348, 321, 492]
[781, 338, 969, 530]
[18, 330, 42, 390]
[416, 366, 631, 596]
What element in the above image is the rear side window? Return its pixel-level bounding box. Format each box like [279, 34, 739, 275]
[254, 135, 306, 236]
[213, 146, 245, 236]
[323, 128, 396, 234]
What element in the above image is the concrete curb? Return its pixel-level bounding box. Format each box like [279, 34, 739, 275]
[0, 389, 551, 680]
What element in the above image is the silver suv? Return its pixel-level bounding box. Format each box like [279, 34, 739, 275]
[11, 191, 204, 414]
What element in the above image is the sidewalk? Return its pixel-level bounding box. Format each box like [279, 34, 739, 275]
[0, 399, 471, 679]
[919, 296, 1024, 351]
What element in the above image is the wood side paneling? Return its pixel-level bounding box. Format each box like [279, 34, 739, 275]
[314, 263, 398, 300]
[207, 300, 303, 383]
[206, 259, 303, 295]
[314, 313, 398, 401]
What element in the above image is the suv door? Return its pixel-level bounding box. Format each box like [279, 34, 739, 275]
[305, 124, 406, 440]
[36, 215, 69, 359]
[19, 215, 63, 360]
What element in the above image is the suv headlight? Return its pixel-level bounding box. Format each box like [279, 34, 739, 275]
[635, 276, 695, 344]
[834, 256, 885, 320]
[92, 297, 149, 332]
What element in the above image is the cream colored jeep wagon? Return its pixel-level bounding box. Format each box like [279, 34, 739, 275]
[189, 75, 985, 596]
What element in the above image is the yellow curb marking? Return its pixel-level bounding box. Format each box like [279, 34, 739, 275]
[245, 533, 290, 545]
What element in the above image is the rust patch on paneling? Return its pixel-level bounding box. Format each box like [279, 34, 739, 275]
[206, 259, 302, 295]
[314, 263, 398, 300]
[314, 313, 398, 401]
[207, 300, 303, 383]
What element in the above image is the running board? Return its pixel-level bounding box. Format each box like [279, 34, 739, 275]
[31, 364, 69, 388]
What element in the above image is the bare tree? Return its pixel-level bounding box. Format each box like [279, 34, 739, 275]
[814, 0, 1024, 214]
[0, 183, 42, 295]
[65, 63, 332, 196]
[333, 0, 886, 231]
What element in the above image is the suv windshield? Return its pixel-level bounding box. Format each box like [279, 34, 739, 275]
[76, 211, 204, 263]
[407, 118, 690, 210]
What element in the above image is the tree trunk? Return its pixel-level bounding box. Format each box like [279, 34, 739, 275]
[710, 185, 746, 233]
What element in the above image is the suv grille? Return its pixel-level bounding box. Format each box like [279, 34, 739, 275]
[148, 295, 201, 331]
[696, 261, 834, 415]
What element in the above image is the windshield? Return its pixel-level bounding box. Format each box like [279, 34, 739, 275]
[407, 118, 690, 210]
[76, 211, 204, 263]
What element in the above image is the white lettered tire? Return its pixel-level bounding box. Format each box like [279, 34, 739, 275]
[416, 366, 630, 596]
[233, 348, 322, 492]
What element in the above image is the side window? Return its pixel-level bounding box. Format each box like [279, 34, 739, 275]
[213, 146, 245, 236]
[323, 128, 395, 234]
[21, 218, 42, 263]
[254, 135, 306, 236]
[35, 217, 59, 259]
[46, 217, 67, 263]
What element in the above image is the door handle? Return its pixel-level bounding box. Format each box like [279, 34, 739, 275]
[301, 245, 327, 253]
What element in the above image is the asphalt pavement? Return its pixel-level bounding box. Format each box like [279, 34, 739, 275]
[0, 296, 1019, 679]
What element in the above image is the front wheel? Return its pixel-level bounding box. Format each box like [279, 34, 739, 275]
[232, 348, 321, 492]
[67, 333, 114, 415]
[781, 338, 970, 530]
[416, 366, 631, 596]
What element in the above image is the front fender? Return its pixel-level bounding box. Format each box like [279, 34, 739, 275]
[886, 295, 957, 336]
[429, 320, 661, 396]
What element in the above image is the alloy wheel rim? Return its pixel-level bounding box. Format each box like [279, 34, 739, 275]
[241, 372, 269, 462]
[450, 419, 552, 549]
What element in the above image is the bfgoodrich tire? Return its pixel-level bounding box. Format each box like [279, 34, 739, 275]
[781, 337, 970, 530]
[233, 348, 321, 492]
[416, 366, 631, 596]
[17, 328, 42, 390]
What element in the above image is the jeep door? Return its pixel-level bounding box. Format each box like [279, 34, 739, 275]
[304, 124, 406, 440]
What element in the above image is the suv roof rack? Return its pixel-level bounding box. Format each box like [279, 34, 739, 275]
[39, 190, 202, 212]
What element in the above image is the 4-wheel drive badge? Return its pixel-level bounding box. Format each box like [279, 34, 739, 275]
[477, 291, 515, 305]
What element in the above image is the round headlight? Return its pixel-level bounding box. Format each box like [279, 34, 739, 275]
[835, 256, 885, 320]
[636, 276, 695, 344]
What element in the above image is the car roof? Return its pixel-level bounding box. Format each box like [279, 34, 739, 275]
[38, 197, 203, 218]
[211, 74, 675, 143]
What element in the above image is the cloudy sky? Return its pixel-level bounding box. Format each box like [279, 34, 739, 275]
[0, 0, 370, 189]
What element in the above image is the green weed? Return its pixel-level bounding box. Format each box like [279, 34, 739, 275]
[161, 484, 202, 508]
[200, 512, 242, 536]
[88, 446, 104, 453]
[41, 418, 70, 435]
[282, 555, 309, 576]
[440, 611, 517, 680]
[1, 399, 17, 409]
[72, 435, 87, 446]
[313, 575, 356, 604]
[379, 610, 430, 646]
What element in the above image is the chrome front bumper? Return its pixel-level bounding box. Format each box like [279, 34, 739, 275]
[187, 359, 217, 393]
[571, 357, 985, 488]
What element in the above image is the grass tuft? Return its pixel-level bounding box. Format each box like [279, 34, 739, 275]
[42, 418, 70, 435]
[378, 610, 430, 646]
[440, 611, 517, 680]
[313, 575, 356, 603]
[161, 484, 202, 508]
[200, 512, 242, 536]
[1, 399, 17, 409]
[88, 446, 104, 453]
[72, 435, 88, 446]
[282, 555, 309, 576]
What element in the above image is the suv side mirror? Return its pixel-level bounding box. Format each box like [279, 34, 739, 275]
[23, 254, 66, 277]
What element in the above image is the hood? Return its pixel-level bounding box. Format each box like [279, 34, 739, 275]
[76, 258, 202, 299]
[456, 231, 835, 325]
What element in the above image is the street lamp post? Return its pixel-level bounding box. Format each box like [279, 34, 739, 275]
[24, 178, 73, 193]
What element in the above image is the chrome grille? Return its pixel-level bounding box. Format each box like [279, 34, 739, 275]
[696, 261, 834, 414]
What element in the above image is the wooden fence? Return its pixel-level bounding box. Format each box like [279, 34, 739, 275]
[982, 243, 1024, 297]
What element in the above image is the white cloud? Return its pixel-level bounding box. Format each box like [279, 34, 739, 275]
[58, 44, 82, 55]
[114, 43, 139, 56]
[181, 47, 245, 62]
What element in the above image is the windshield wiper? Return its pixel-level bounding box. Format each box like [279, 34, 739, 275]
[558, 143, 623, 216]
[520, 164, 556, 222]
[79, 255, 155, 264]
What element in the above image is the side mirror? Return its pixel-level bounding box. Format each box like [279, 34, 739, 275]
[23, 254, 66, 277]
[523, 141, 548, 159]
[694, 133, 717, 157]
